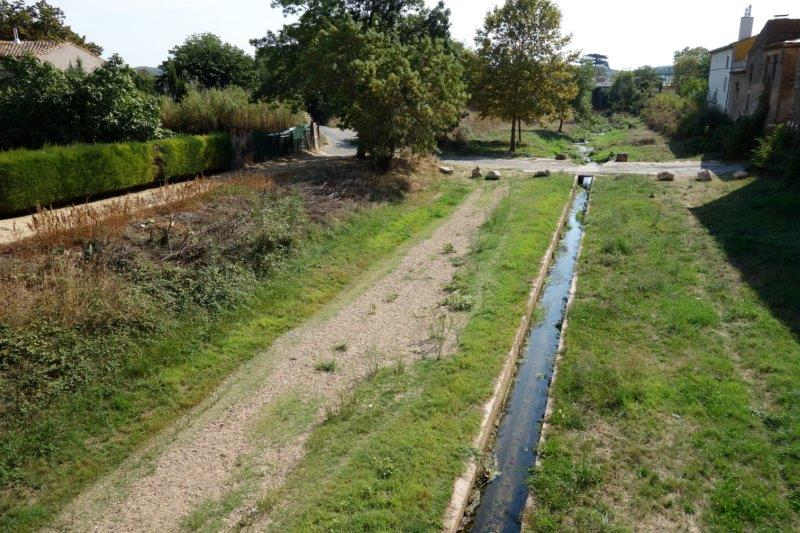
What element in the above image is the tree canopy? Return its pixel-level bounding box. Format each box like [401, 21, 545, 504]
[608, 67, 663, 114]
[471, 0, 576, 151]
[0, 0, 102, 54]
[673, 47, 710, 100]
[158, 33, 257, 98]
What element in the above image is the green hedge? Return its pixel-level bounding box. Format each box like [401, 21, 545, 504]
[0, 134, 234, 216]
[156, 133, 234, 181]
[0, 142, 156, 216]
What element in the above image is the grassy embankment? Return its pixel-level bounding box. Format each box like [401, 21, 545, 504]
[527, 176, 800, 532]
[244, 175, 574, 531]
[444, 112, 687, 163]
[0, 166, 471, 532]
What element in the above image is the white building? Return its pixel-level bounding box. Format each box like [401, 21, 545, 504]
[707, 6, 755, 111]
[0, 31, 104, 73]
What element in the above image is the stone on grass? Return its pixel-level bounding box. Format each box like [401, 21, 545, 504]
[534, 170, 551, 178]
[439, 166, 454, 175]
[733, 170, 749, 180]
[657, 172, 675, 182]
[485, 170, 501, 181]
[471, 167, 482, 179]
[555, 153, 568, 161]
[696, 169, 713, 182]
[616, 153, 629, 162]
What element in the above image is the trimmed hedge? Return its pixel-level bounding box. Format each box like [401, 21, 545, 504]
[156, 133, 234, 181]
[0, 142, 156, 216]
[0, 134, 234, 216]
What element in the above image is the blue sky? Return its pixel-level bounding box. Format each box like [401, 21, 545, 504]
[54, 1, 797, 70]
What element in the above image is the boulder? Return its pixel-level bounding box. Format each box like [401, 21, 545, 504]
[696, 169, 713, 182]
[471, 167, 482, 179]
[439, 166, 454, 175]
[555, 153, 568, 161]
[485, 170, 501, 181]
[534, 170, 551, 178]
[657, 172, 675, 182]
[616, 153, 629, 163]
[733, 170, 749, 180]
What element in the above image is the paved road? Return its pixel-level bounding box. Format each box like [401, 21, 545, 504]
[320, 126, 359, 157]
[317, 127, 746, 177]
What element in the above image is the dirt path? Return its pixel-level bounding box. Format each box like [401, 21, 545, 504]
[51, 182, 507, 533]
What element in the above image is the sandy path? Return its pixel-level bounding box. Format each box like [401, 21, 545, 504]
[52, 182, 507, 533]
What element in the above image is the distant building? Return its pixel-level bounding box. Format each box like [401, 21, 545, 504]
[0, 30, 104, 73]
[708, 7, 800, 125]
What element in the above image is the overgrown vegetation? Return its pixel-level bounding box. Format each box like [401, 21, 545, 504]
[0, 55, 161, 150]
[528, 176, 800, 531]
[255, 175, 573, 531]
[0, 162, 469, 532]
[160, 86, 306, 134]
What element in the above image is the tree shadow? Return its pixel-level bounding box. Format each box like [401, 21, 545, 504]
[691, 178, 800, 339]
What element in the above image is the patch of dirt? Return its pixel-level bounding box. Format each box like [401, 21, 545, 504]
[52, 182, 507, 533]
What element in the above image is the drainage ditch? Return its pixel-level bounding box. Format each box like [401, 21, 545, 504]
[464, 178, 592, 533]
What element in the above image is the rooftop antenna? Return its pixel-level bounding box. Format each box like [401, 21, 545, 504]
[12, 27, 21, 44]
[774, 14, 789, 18]
[745, 5, 752, 17]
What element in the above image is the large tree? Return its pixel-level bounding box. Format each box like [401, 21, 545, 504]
[0, 0, 102, 54]
[252, 0, 452, 122]
[158, 33, 257, 98]
[608, 66, 662, 114]
[471, 0, 575, 152]
[673, 47, 710, 100]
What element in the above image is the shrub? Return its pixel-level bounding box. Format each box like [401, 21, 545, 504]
[0, 55, 160, 150]
[161, 87, 306, 134]
[0, 142, 156, 215]
[156, 133, 233, 180]
[753, 125, 800, 178]
[641, 93, 691, 137]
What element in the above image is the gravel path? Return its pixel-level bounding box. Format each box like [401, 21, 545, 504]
[53, 182, 507, 533]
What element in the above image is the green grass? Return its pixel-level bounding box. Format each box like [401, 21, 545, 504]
[253, 175, 574, 531]
[588, 119, 691, 163]
[527, 176, 800, 532]
[0, 179, 471, 532]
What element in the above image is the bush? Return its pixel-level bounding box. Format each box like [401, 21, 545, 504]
[753, 125, 800, 178]
[160, 87, 307, 134]
[156, 133, 233, 180]
[0, 55, 160, 150]
[0, 134, 234, 215]
[0, 142, 156, 215]
[641, 93, 691, 137]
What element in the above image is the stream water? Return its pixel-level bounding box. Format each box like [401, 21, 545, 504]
[469, 182, 591, 533]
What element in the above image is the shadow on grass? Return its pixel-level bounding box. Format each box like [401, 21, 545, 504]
[692, 178, 800, 339]
[439, 129, 576, 159]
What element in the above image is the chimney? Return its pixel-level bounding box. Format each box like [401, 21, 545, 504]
[739, 5, 754, 40]
[12, 27, 21, 44]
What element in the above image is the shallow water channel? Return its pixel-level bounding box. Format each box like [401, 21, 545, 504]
[469, 183, 591, 533]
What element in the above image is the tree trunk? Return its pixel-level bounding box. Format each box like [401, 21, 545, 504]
[517, 119, 523, 146]
[559, 117, 564, 133]
[510, 116, 517, 153]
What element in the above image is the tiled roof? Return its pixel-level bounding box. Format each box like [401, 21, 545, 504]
[0, 41, 62, 58]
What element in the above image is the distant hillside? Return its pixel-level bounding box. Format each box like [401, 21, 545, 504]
[135, 66, 162, 77]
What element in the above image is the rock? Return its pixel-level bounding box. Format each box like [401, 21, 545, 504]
[555, 154, 568, 161]
[657, 172, 675, 182]
[696, 169, 713, 182]
[485, 170, 501, 181]
[733, 170, 749, 180]
[534, 170, 551, 178]
[616, 153, 629, 163]
[471, 167, 482, 179]
[439, 166, 454, 175]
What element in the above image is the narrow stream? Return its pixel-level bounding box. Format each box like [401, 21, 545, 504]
[469, 180, 591, 533]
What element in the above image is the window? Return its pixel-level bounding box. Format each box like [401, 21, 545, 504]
[726, 56, 730, 69]
[724, 76, 728, 92]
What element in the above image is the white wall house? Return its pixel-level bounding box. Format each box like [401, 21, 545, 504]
[707, 6, 755, 112]
[708, 46, 734, 110]
[0, 39, 104, 73]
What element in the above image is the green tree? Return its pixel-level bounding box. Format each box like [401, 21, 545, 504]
[608, 67, 662, 114]
[571, 60, 596, 120]
[158, 34, 257, 98]
[253, 0, 453, 122]
[471, 0, 575, 152]
[0, 0, 102, 54]
[302, 18, 466, 168]
[673, 47, 710, 100]
[0, 55, 159, 149]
